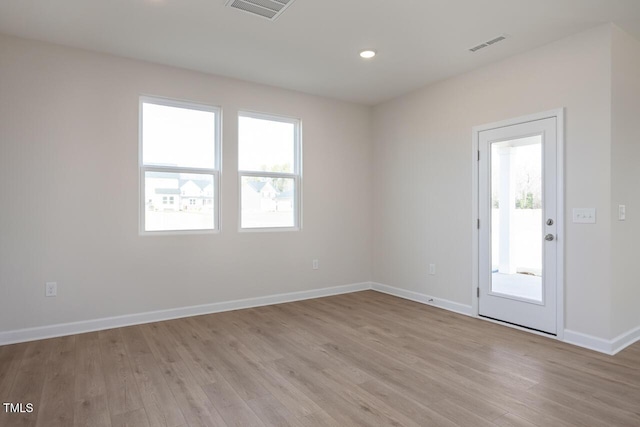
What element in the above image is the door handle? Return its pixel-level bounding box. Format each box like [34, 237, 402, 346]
[545, 234, 555, 241]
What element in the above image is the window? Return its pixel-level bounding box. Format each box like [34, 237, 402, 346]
[238, 112, 301, 230]
[140, 97, 221, 233]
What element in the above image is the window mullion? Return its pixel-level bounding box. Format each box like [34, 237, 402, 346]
[239, 171, 296, 179]
[143, 165, 217, 176]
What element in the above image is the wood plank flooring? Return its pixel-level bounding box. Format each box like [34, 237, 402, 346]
[1, 290, 639, 426]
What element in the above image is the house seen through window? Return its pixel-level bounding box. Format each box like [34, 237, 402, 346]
[239, 112, 301, 230]
[140, 97, 220, 233]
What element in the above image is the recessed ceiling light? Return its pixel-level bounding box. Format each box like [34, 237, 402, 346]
[359, 49, 377, 59]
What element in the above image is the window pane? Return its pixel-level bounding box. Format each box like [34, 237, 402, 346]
[144, 171, 214, 231]
[142, 102, 216, 169]
[241, 176, 295, 228]
[239, 116, 295, 172]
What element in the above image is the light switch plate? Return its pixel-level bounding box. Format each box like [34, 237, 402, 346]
[619, 205, 626, 221]
[573, 208, 596, 224]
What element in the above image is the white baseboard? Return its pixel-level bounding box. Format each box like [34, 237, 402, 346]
[3, 280, 638, 356]
[0, 282, 371, 346]
[372, 282, 640, 356]
[611, 325, 640, 355]
[563, 330, 615, 354]
[371, 282, 474, 316]
[564, 325, 640, 355]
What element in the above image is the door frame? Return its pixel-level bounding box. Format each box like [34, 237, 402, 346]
[471, 109, 565, 340]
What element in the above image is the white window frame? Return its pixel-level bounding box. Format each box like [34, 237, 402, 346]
[238, 111, 302, 232]
[139, 96, 222, 235]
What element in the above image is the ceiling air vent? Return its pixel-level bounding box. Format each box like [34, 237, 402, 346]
[469, 34, 508, 53]
[469, 43, 488, 53]
[225, 0, 296, 21]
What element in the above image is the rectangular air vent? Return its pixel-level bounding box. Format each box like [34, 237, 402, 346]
[485, 36, 506, 45]
[226, 0, 295, 21]
[469, 34, 508, 53]
[469, 43, 488, 53]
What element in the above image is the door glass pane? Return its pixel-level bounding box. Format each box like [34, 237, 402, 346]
[490, 136, 542, 301]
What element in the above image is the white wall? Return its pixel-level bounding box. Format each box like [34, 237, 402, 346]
[611, 26, 640, 338]
[0, 35, 373, 333]
[372, 25, 615, 339]
[2, 25, 638, 348]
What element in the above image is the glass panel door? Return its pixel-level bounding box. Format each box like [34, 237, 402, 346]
[477, 114, 558, 335]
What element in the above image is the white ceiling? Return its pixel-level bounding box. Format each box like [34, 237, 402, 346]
[1, 0, 639, 105]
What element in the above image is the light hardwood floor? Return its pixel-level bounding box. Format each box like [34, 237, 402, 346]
[1, 290, 639, 426]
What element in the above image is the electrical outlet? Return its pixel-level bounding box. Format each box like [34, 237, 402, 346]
[428, 264, 436, 275]
[312, 259, 319, 270]
[45, 282, 57, 297]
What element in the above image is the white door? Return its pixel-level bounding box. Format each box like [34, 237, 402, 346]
[478, 117, 558, 334]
